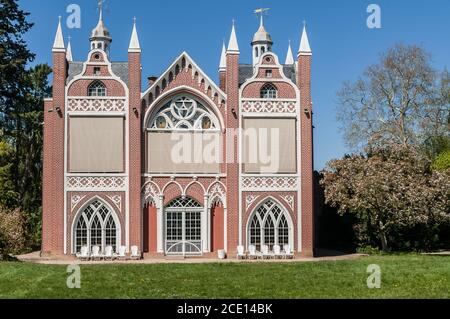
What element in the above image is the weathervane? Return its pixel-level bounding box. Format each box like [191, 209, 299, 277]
[254, 8, 270, 24]
[96, 0, 109, 17]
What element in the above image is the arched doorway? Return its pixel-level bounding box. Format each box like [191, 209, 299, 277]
[165, 197, 203, 256]
[247, 199, 292, 251]
[73, 199, 120, 254]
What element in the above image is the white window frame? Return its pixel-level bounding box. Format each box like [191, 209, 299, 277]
[88, 81, 107, 97]
[247, 199, 292, 251]
[73, 200, 120, 253]
[164, 197, 203, 256]
[148, 95, 220, 132]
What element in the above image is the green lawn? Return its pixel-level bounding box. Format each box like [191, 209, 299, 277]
[0, 255, 448, 299]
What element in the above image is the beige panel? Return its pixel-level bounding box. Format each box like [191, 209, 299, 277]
[243, 118, 297, 174]
[70, 117, 124, 173]
[147, 132, 221, 174]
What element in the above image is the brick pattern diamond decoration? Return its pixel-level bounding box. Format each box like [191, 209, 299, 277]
[242, 176, 298, 191]
[67, 176, 127, 191]
[241, 100, 297, 114]
[68, 98, 126, 112]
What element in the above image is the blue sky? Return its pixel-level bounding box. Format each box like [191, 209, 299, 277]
[20, 0, 450, 169]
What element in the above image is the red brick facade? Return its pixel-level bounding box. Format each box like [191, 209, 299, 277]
[42, 14, 315, 258]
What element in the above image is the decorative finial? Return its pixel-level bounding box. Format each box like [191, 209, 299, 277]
[97, 0, 104, 20]
[303, 20, 306, 27]
[133, 16, 137, 24]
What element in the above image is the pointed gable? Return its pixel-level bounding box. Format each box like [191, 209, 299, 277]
[142, 52, 226, 107]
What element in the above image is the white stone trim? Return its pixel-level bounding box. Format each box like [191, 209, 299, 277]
[241, 175, 299, 192]
[70, 197, 122, 255]
[70, 195, 87, 212]
[281, 195, 295, 211]
[238, 51, 302, 250]
[66, 176, 127, 192]
[241, 100, 297, 115]
[245, 195, 260, 210]
[244, 196, 295, 251]
[67, 97, 126, 112]
[141, 51, 226, 103]
[107, 195, 122, 212]
[142, 85, 226, 133]
[63, 49, 130, 255]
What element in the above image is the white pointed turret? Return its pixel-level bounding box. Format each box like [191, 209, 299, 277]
[252, 14, 273, 65]
[128, 17, 141, 52]
[227, 20, 239, 54]
[298, 23, 312, 56]
[219, 41, 227, 71]
[66, 37, 73, 61]
[285, 40, 294, 65]
[52, 16, 65, 52]
[90, 7, 112, 54]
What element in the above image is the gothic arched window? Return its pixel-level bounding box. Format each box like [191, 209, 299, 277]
[74, 200, 119, 253]
[88, 81, 106, 97]
[260, 83, 277, 99]
[248, 199, 291, 251]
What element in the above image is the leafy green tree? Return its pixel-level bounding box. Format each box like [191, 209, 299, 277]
[432, 150, 450, 171]
[0, 137, 18, 207]
[0, 0, 51, 251]
[0, 0, 35, 123]
[321, 145, 450, 252]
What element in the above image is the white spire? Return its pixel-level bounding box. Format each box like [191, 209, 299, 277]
[298, 22, 312, 56]
[99, 3, 103, 21]
[285, 40, 294, 65]
[227, 20, 239, 53]
[219, 41, 227, 71]
[52, 16, 65, 51]
[128, 17, 141, 52]
[66, 37, 73, 61]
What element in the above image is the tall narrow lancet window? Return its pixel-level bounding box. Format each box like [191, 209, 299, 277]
[260, 83, 277, 99]
[88, 81, 106, 97]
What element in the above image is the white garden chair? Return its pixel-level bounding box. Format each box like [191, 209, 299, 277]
[130, 245, 141, 260]
[262, 245, 274, 259]
[273, 245, 283, 259]
[104, 245, 114, 261]
[237, 245, 247, 260]
[284, 244, 294, 259]
[117, 245, 127, 260]
[76, 246, 90, 261]
[91, 245, 102, 261]
[248, 245, 262, 260]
